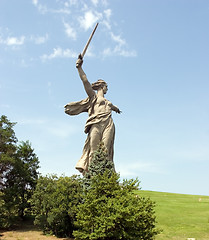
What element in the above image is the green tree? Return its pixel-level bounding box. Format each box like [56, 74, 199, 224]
[0, 115, 17, 190]
[32, 174, 82, 237]
[74, 171, 159, 240]
[4, 141, 39, 218]
[0, 115, 39, 227]
[83, 141, 115, 191]
[73, 142, 159, 240]
[0, 115, 18, 227]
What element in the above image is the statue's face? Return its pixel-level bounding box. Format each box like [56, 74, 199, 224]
[103, 85, 108, 94]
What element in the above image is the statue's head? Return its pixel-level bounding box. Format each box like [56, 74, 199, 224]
[92, 79, 108, 94]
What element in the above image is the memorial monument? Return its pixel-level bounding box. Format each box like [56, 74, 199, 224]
[64, 23, 121, 174]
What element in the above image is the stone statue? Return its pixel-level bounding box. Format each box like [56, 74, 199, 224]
[64, 56, 121, 174]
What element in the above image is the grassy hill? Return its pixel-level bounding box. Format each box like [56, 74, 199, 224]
[138, 190, 209, 240]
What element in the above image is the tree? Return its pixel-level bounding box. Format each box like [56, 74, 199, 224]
[0, 115, 17, 190]
[83, 141, 115, 191]
[4, 141, 39, 218]
[32, 174, 82, 238]
[0, 115, 18, 227]
[0, 115, 40, 227]
[74, 171, 159, 240]
[73, 142, 159, 240]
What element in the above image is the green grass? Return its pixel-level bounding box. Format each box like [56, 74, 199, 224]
[138, 190, 209, 240]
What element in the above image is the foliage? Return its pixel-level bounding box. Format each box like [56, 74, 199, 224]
[73, 171, 159, 240]
[32, 174, 83, 238]
[0, 115, 17, 190]
[73, 142, 159, 240]
[0, 115, 39, 228]
[83, 141, 115, 191]
[3, 141, 39, 218]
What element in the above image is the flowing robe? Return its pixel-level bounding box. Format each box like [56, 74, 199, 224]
[65, 93, 115, 173]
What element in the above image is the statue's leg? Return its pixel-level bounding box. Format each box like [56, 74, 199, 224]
[89, 124, 102, 163]
[102, 119, 115, 161]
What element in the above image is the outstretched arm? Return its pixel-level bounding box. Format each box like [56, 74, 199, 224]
[110, 103, 121, 114]
[76, 56, 94, 98]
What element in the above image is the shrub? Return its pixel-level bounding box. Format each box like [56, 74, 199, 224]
[32, 174, 82, 238]
[74, 172, 159, 239]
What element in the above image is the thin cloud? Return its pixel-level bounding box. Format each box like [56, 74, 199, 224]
[17, 117, 78, 138]
[102, 32, 137, 57]
[41, 47, 77, 61]
[51, 8, 70, 14]
[32, 0, 38, 6]
[110, 32, 126, 46]
[32, 0, 70, 15]
[0, 104, 10, 108]
[63, 22, 77, 40]
[115, 48, 137, 57]
[0, 34, 48, 46]
[91, 0, 99, 6]
[30, 34, 49, 44]
[104, 9, 111, 21]
[18, 117, 47, 125]
[117, 161, 166, 178]
[31, 0, 137, 58]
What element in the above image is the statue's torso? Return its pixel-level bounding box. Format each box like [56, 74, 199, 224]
[90, 96, 112, 116]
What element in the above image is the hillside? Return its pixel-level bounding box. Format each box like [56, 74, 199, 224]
[139, 190, 209, 240]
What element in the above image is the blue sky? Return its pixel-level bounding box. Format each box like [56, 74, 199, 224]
[0, 0, 209, 195]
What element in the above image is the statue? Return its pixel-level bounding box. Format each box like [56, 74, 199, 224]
[64, 23, 121, 174]
[64, 56, 121, 174]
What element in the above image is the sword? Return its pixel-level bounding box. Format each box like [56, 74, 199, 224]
[77, 22, 99, 65]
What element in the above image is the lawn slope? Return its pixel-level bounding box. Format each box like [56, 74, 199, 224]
[139, 190, 209, 240]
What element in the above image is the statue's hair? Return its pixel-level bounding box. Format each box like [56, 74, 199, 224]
[91, 79, 107, 90]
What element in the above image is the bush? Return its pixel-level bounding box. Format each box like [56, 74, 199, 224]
[73, 171, 159, 240]
[32, 174, 82, 238]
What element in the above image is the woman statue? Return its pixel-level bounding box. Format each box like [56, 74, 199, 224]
[64, 56, 121, 174]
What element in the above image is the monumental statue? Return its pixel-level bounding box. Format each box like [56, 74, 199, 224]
[64, 23, 121, 174]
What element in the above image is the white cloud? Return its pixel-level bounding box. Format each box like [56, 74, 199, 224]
[102, 32, 137, 57]
[41, 47, 77, 61]
[104, 9, 111, 20]
[63, 22, 77, 40]
[110, 32, 126, 46]
[68, 0, 77, 6]
[51, 8, 70, 14]
[0, 34, 49, 46]
[102, 47, 111, 56]
[102, 46, 137, 57]
[32, 0, 70, 14]
[32, 0, 48, 14]
[79, 10, 102, 31]
[31, 34, 49, 44]
[5, 36, 25, 46]
[91, 0, 98, 6]
[32, 0, 38, 6]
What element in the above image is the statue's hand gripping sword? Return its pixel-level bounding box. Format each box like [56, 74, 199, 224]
[76, 22, 99, 67]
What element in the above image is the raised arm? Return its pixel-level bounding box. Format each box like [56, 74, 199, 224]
[76, 56, 95, 98]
